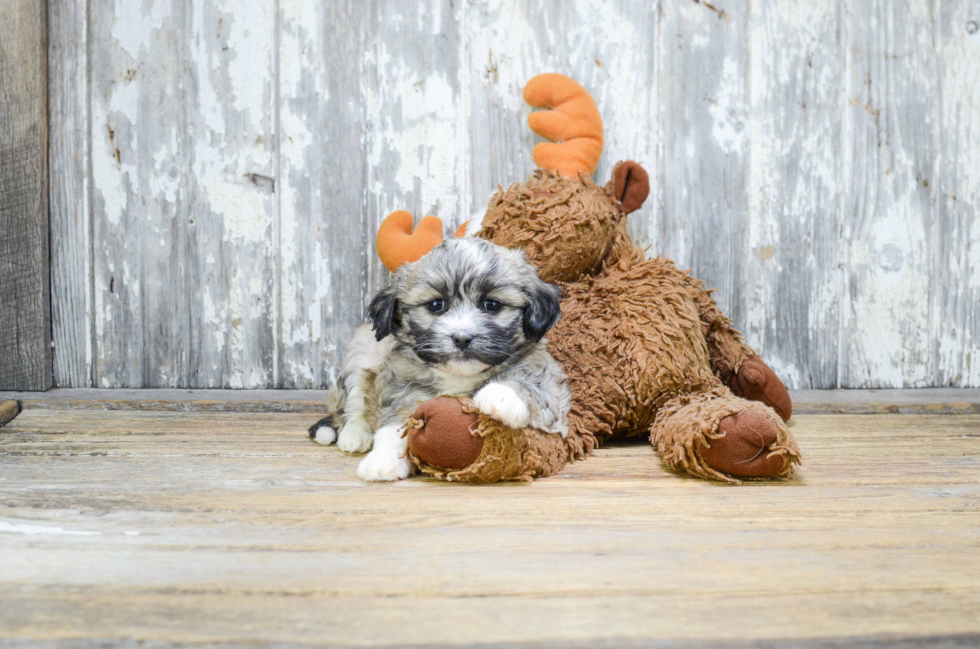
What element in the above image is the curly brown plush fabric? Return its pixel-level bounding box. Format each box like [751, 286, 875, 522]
[405, 166, 799, 484]
[551, 238, 719, 443]
[480, 170, 623, 283]
[686, 280, 757, 387]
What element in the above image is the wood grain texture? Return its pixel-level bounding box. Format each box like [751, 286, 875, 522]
[1, 410, 979, 645]
[47, 0, 980, 389]
[277, 0, 369, 389]
[660, 0, 748, 327]
[88, 0, 176, 388]
[88, 0, 276, 388]
[743, 0, 844, 389]
[2, 387, 979, 415]
[839, 0, 940, 388]
[48, 0, 91, 388]
[183, 1, 278, 389]
[789, 387, 980, 414]
[0, 0, 51, 391]
[0, 388, 336, 413]
[935, 3, 980, 387]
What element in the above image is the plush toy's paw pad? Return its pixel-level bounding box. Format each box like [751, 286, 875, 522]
[473, 383, 530, 429]
[731, 357, 792, 421]
[356, 449, 412, 482]
[408, 397, 483, 470]
[312, 425, 337, 445]
[337, 420, 374, 454]
[703, 410, 787, 478]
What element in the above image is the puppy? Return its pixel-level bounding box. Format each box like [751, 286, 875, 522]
[308, 237, 571, 481]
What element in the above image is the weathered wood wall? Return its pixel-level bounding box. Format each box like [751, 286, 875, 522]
[1, 0, 50, 391]
[46, 0, 980, 390]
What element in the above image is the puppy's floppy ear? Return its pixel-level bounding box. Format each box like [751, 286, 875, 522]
[523, 279, 562, 342]
[368, 284, 399, 341]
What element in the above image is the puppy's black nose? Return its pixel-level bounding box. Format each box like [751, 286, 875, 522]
[451, 333, 474, 350]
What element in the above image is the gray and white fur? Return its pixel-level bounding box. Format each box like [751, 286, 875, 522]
[308, 237, 571, 482]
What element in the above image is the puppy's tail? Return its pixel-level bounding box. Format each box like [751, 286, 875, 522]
[307, 387, 344, 445]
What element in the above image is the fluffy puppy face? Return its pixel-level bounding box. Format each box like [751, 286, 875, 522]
[368, 238, 561, 377]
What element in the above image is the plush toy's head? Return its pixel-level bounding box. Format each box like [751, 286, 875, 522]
[478, 74, 650, 283]
[375, 74, 650, 285]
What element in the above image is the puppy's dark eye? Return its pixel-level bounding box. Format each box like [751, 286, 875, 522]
[427, 299, 445, 314]
[482, 299, 501, 313]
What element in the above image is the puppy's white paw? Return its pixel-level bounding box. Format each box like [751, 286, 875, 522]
[357, 449, 412, 482]
[473, 383, 530, 429]
[337, 420, 373, 454]
[313, 425, 337, 445]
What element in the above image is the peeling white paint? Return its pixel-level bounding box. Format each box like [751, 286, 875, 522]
[709, 57, 748, 155]
[111, 0, 169, 60]
[287, 360, 315, 384]
[224, 4, 274, 118]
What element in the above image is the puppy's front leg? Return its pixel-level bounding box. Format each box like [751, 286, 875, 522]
[473, 382, 531, 429]
[356, 424, 413, 482]
[474, 380, 569, 437]
[337, 383, 375, 454]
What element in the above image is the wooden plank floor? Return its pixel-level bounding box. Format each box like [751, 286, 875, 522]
[1, 407, 979, 647]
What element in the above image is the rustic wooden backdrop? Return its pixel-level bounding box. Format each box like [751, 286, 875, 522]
[45, 0, 980, 390]
[1, 0, 49, 390]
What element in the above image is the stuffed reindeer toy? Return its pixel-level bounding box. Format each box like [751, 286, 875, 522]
[340, 73, 801, 484]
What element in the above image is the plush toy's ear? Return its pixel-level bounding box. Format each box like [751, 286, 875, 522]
[376, 210, 445, 272]
[612, 161, 650, 214]
[523, 280, 562, 342]
[368, 284, 399, 341]
[524, 73, 604, 178]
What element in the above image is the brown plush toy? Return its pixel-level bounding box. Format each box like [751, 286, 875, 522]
[380, 73, 800, 484]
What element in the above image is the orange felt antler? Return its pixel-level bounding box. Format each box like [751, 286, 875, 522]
[376, 211, 445, 272]
[524, 73, 604, 178]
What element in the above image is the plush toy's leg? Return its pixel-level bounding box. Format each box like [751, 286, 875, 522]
[405, 396, 591, 483]
[728, 357, 792, 421]
[689, 281, 793, 421]
[649, 387, 800, 484]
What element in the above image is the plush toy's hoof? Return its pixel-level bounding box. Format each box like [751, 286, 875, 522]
[730, 357, 792, 421]
[408, 397, 483, 470]
[701, 410, 788, 478]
